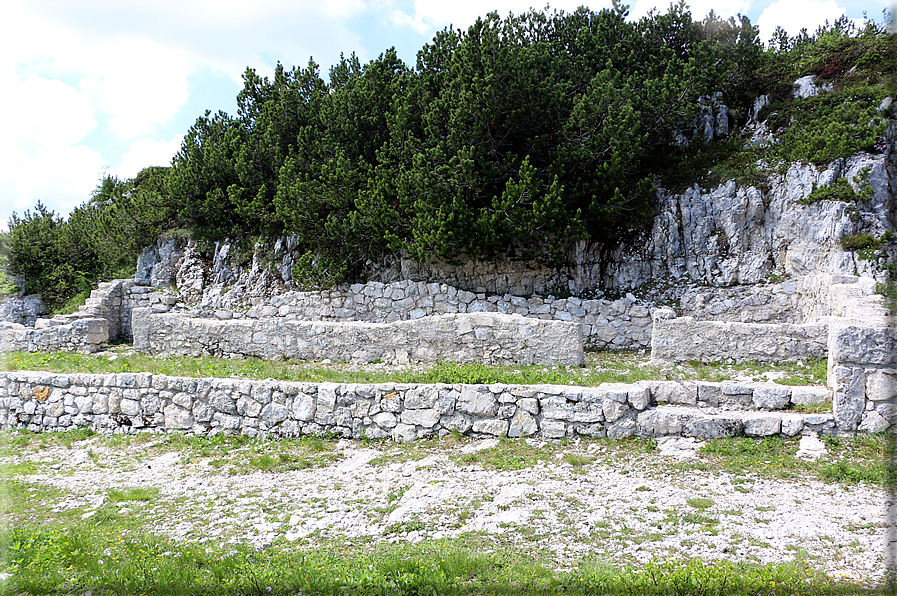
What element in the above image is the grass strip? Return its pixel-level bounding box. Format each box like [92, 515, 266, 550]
[1, 350, 828, 387]
[0, 525, 881, 595]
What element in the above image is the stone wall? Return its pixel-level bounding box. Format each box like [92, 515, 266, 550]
[826, 285, 896, 432]
[0, 318, 108, 354]
[132, 310, 584, 366]
[0, 370, 840, 440]
[193, 280, 653, 351]
[652, 274, 886, 367]
[650, 314, 828, 365]
[0, 294, 45, 326]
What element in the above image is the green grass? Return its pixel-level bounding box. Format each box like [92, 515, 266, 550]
[1, 350, 831, 387]
[0, 524, 879, 595]
[106, 487, 160, 503]
[685, 497, 714, 510]
[691, 435, 895, 487]
[451, 436, 552, 471]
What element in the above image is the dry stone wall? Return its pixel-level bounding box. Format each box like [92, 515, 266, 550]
[650, 315, 828, 365]
[650, 274, 886, 366]
[0, 278, 175, 354]
[0, 370, 840, 440]
[193, 280, 653, 351]
[0, 318, 108, 354]
[132, 310, 584, 366]
[826, 286, 897, 433]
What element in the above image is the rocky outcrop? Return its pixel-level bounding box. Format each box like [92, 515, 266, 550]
[134, 150, 895, 304]
[0, 294, 45, 326]
[604, 153, 895, 291]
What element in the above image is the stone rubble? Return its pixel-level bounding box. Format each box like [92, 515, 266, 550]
[4, 435, 890, 587]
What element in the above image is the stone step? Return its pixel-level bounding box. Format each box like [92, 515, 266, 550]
[637, 405, 835, 440]
[637, 379, 831, 412]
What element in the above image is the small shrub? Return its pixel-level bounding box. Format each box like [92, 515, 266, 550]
[840, 232, 880, 251]
[801, 168, 874, 206]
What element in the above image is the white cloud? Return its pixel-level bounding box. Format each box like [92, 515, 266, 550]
[627, 0, 753, 21]
[756, 0, 849, 43]
[112, 136, 185, 181]
[0, 76, 104, 226]
[389, 0, 613, 35]
[0, 0, 368, 225]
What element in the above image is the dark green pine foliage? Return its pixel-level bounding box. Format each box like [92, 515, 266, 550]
[165, 3, 763, 284]
[17, 4, 895, 304]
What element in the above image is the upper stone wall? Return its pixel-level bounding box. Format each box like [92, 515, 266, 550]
[132, 310, 584, 366]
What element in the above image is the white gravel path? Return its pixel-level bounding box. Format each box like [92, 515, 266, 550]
[6, 434, 894, 588]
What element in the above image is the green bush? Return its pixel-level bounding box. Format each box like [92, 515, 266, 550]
[802, 168, 874, 205]
[840, 233, 880, 251]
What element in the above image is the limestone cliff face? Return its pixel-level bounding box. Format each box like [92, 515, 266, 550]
[603, 152, 896, 291]
[135, 151, 896, 307]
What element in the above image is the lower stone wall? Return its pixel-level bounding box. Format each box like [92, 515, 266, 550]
[650, 313, 828, 365]
[0, 318, 108, 354]
[132, 310, 584, 366]
[0, 371, 847, 440]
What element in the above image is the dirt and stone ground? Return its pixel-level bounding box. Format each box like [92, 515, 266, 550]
[4, 429, 893, 588]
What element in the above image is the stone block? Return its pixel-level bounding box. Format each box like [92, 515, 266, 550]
[540, 396, 572, 421]
[572, 402, 603, 423]
[405, 386, 438, 409]
[458, 387, 498, 417]
[602, 399, 627, 423]
[645, 381, 697, 406]
[684, 415, 742, 439]
[607, 418, 636, 439]
[742, 414, 782, 436]
[391, 423, 416, 442]
[164, 404, 194, 429]
[752, 386, 791, 410]
[261, 403, 288, 426]
[441, 413, 473, 434]
[637, 408, 685, 436]
[696, 383, 720, 407]
[628, 387, 650, 411]
[508, 410, 537, 437]
[858, 410, 889, 433]
[373, 412, 397, 428]
[832, 366, 866, 431]
[829, 323, 897, 367]
[780, 414, 804, 437]
[291, 394, 316, 421]
[236, 396, 262, 418]
[790, 386, 831, 406]
[866, 371, 897, 401]
[193, 402, 213, 423]
[210, 391, 237, 415]
[401, 408, 440, 428]
[472, 418, 509, 436]
[541, 418, 566, 439]
[120, 399, 140, 417]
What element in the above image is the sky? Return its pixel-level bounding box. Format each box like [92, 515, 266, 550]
[1, 0, 893, 231]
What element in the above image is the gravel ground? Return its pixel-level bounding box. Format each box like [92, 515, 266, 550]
[5, 433, 894, 588]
